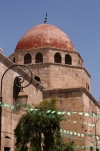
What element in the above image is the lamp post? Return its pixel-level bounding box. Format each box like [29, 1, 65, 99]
[95, 118, 100, 151]
[0, 64, 33, 151]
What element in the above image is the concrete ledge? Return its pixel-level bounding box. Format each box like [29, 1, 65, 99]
[43, 87, 100, 108]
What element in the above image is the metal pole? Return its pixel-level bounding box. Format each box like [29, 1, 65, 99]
[0, 95, 2, 151]
[0, 64, 33, 151]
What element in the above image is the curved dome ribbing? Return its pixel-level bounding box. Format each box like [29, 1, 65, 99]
[15, 24, 75, 51]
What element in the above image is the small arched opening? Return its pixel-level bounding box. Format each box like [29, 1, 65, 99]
[86, 83, 88, 89]
[34, 76, 41, 83]
[35, 52, 43, 63]
[5, 136, 11, 139]
[78, 59, 80, 65]
[86, 83, 89, 91]
[54, 53, 61, 63]
[65, 54, 72, 65]
[24, 53, 32, 64]
[13, 57, 15, 63]
[88, 85, 89, 91]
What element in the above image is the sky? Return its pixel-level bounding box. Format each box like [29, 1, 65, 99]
[0, 0, 100, 100]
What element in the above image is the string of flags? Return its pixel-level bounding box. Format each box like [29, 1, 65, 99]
[60, 129, 100, 139]
[1, 101, 100, 149]
[0, 103, 99, 136]
[66, 119, 95, 127]
[0, 102, 99, 126]
[0, 102, 66, 121]
[74, 146, 100, 149]
[60, 129, 100, 149]
[66, 111, 100, 118]
[0, 102, 31, 110]
[0, 102, 99, 118]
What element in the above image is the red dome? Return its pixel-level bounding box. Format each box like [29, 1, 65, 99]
[15, 24, 75, 51]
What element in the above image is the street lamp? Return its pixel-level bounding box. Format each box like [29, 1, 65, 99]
[95, 118, 100, 151]
[0, 64, 33, 151]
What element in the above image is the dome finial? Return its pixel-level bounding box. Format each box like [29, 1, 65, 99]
[44, 13, 47, 24]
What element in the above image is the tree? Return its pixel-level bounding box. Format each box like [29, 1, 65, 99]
[14, 98, 74, 151]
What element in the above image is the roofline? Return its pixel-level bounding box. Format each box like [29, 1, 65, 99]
[43, 87, 100, 109]
[14, 46, 75, 52]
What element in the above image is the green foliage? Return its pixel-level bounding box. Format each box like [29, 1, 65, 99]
[14, 98, 74, 151]
[63, 142, 74, 151]
[38, 97, 57, 111]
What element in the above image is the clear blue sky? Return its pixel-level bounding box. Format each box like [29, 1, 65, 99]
[0, 0, 100, 100]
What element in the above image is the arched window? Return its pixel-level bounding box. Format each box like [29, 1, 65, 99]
[24, 53, 32, 64]
[54, 53, 61, 63]
[78, 59, 80, 65]
[86, 83, 88, 89]
[34, 76, 41, 83]
[86, 83, 89, 91]
[35, 52, 43, 63]
[13, 57, 15, 63]
[13, 77, 21, 101]
[88, 85, 89, 91]
[65, 54, 72, 65]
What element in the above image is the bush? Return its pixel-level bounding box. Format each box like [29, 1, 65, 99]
[14, 98, 74, 151]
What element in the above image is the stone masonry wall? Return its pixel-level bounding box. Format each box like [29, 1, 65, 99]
[0, 53, 43, 151]
[43, 88, 100, 151]
[21, 63, 91, 93]
[9, 48, 90, 92]
[50, 64, 91, 92]
[82, 92, 100, 150]
[24, 63, 50, 88]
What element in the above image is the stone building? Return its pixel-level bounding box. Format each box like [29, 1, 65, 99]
[0, 23, 100, 151]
